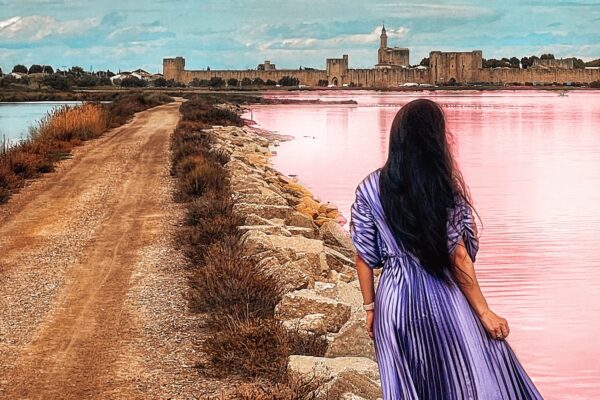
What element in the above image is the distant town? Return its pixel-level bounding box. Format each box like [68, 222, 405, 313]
[2, 25, 600, 90]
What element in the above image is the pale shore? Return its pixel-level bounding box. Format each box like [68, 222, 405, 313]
[206, 122, 383, 398]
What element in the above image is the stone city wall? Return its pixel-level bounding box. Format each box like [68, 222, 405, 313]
[174, 68, 327, 86]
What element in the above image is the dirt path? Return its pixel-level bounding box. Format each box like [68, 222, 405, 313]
[0, 102, 222, 399]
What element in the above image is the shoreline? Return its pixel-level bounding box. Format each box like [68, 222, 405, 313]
[2, 85, 599, 103]
[207, 122, 382, 397]
[169, 96, 382, 397]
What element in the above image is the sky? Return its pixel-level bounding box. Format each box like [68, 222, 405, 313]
[0, 0, 599, 73]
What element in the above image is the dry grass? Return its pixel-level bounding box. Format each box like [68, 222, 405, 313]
[198, 316, 289, 380]
[31, 103, 108, 142]
[229, 373, 326, 400]
[107, 91, 174, 127]
[189, 238, 282, 318]
[171, 96, 324, 398]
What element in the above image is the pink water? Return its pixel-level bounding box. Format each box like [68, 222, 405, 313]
[247, 90, 600, 399]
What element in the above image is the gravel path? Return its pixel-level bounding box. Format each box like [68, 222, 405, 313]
[0, 101, 222, 399]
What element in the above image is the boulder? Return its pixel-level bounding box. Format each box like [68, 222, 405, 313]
[336, 280, 364, 310]
[319, 221, 352, 247]
[234, 187, 288, 206]
[242, 231, 329, 278]
[282, 313, 327, 336]
[287, 356, 382, 400]
[286, 210, 317, 229]
[275, 290, 351, 333]
[324, 246, 355, 272]
[287, 226, 318, 239]
[233, 203, 293, 220]
[313, 281, 338, 299]
[244, 214, 279, 226]
[341, 394, 369, 400]
[258, 256, 311, 292]
[295, 196, 322, 219]
[315, 216, 339, 227]
[326, 311, 376, 361]
[238, 224, 291, 236]
[282, 182, 314, 198]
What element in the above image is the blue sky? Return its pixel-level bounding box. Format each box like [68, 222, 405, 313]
[1, 0, 599, 73]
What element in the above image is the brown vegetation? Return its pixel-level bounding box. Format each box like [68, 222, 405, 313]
[171, 97, 325, 398]
[0, 92, 173, 204]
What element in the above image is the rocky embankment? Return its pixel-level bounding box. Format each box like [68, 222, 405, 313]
[206, 124, 382, 400]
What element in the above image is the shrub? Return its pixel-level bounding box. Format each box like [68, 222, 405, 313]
[278, 76, 300, 86]
[198, 316, 289, 380]
[241, 77, 252, 86]
[32, 103, 108, 142]
[106, 91, 173, 127]
[0, 164, 17, 191]
[176, 157, 226, 200]
[252, 77, 265, 85]
[41, 75, 71, 91]
[227, 78, 239, 87]
[230, 374, 324, 400]
[209, 77, 225, 87]
[153, 77, 167, 87]
[5, 151, 47, 179]
[12, 64, 28, 74]
[185, 191, 236, 226]
[119, 76, 147, 87]
[189, 238, 282, 318]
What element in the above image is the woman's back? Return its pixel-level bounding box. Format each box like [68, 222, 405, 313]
[349, 99, 543, 399]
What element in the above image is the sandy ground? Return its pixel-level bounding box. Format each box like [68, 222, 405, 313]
[0, 102, 224, 399]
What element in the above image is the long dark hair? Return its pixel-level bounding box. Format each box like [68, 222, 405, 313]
[379, 99, 473, 282]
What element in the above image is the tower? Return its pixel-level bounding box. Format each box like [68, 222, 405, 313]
[163, 57, 185, 82]
[380, 24, 388, 49]
[376, 24, 409, 68]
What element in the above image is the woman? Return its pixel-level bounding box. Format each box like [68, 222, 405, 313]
[350, 99, 543, 399]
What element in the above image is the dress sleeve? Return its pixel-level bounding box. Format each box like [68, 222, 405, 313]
[447, 196, 479, 262]
[349, 182, 383, 269]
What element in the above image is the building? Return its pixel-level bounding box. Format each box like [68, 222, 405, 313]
[375, 25, 410, 68]
[532, 58, 574, 69]
[429, 50, 483, 84]
[257, 61, 276, 71]
[326, 55, 348, 87]
[163, 25, 600, 87]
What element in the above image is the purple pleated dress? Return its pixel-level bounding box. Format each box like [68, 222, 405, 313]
[350, 170, 543, 400]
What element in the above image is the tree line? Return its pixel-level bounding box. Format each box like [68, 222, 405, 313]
[418, 54, 596, 69]
[188, 75, 301, 88]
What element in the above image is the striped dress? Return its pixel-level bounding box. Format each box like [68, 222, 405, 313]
[350, 169, 543, 400]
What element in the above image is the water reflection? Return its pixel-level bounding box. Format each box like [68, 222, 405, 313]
[0, 102, 82, 145]
[248, 90, 600, 399]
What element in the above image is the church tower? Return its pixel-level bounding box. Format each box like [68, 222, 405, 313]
[380, 24, 388, 49]
[375, 23, 410, 68]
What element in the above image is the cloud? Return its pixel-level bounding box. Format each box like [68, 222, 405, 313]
[107, 22, 174, 42]
[374, 3, 494, 18]
[0, 15, 100, 41]
[258, 25, 409, 50]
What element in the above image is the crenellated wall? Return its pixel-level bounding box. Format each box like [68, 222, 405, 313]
[347, 68, 430, 87]
[476, 68, 600, 84]
[168, 66, 327, 86]
[163, 57, 600, 88]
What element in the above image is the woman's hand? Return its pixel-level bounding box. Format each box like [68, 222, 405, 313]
[478, 308, 509, 340]
[365, 310, 375, 339]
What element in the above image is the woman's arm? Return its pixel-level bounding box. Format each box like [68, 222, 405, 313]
[452, 239, 510, 340]
[356, 255, 376, 339]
